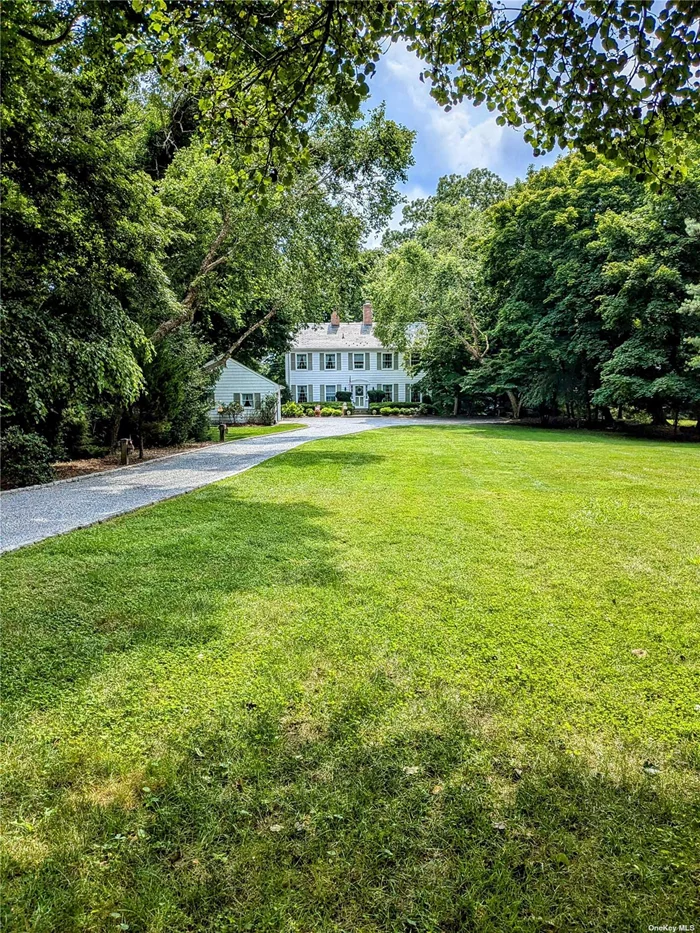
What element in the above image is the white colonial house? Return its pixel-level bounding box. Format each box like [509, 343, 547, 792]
[286, 302, 424, 410]
[210, 359, 283, 422]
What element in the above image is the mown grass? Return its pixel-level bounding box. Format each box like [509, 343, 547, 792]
[206, 423, 303, 442]
[2, 426, 699, 933]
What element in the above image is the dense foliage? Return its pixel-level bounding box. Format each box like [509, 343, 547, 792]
[125, 0, 700, 184]
[370, 158, 700, 427]
[3, 0, 699, 484]
[1, 2, 413, 481]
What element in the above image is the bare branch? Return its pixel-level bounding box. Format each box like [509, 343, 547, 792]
[202, 308, 278, 373]
[150, 216, 230, 343]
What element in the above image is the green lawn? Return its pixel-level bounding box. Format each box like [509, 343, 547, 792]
[206, 422, 303, 442]
[2, 426, 699, 932]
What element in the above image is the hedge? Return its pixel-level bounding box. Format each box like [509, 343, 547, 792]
[369, 402, 420, 412]
[300, 401, 354, 412]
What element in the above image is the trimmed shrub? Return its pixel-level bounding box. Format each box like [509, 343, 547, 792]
[320, 407, 335, 416]
[330, 409, 342, 416]
[370, 402, 421, 413]
[1, 427, 55, 487]
[282, 401, 304, 418]
[300, 401, 353, 414]
[335, 390, 352, 402]
[257, 394, 278, 426]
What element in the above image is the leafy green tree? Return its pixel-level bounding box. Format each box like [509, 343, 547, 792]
[151, 106, 414, 371]
[483, 150, 700, 424]
[370, 172, 508, 415]
[127, 0, 700, 183]
[1, 0, 175, 446]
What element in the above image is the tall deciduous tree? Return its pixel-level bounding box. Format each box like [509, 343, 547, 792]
[370, 170, 508, 415]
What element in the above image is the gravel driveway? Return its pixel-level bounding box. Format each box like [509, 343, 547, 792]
[1, 418, 500, 553]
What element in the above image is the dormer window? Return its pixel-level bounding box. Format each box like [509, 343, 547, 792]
[296, 353, 308, 370]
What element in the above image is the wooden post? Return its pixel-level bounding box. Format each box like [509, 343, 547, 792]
[219, 423, 227, 442]
[119, 438, 131, 465]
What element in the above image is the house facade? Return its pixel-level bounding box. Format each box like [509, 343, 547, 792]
[285, 302, 424, 410]
[210, 359, 282, 423]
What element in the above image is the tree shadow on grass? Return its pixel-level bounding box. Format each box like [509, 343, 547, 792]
[1, 494, 339, 713]
[5, 681, 697, 932]
[461, 425, 680, 448]
[258, 449, 386, 469]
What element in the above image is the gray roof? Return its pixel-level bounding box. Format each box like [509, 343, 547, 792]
[291, 322, 385, 350]
[291, 322, 426, 350]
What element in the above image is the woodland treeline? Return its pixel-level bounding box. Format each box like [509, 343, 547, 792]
[2, 4, 413, 468]
[2, 1, 700, 482]
[370, 157, 700, 429]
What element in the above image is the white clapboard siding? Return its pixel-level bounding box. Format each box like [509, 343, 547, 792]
[286, 348, 425, 405]
[210, 359, 282, 422]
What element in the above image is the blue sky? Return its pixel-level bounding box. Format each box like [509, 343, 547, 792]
[364, 41, 561, 237]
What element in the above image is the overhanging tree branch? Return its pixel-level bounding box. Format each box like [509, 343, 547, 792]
[150, 216, 231, 343]
[202, 307, 278, 373]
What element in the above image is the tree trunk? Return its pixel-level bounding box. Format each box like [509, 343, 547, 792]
[110, 406, 123, 451]
[202, 307, 278, 374]
[150, 218, 231, 344]
[138, 394, 145, 460]
[452, 389, 460, 417]
[506, 390, 521, 419]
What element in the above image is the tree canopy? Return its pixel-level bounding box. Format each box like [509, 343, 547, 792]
[370, 150, 700, 426]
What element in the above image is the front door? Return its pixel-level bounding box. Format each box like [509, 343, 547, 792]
[353, 385, 366, 408]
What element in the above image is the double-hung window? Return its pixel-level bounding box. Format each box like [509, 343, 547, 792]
[353, 353, 365, 370]
[242, 393, 254, 409]
[325, 353, 336, 370]
[324, 386, 337, 402]
[382, 384, 393, 402]
[296, 385, 308, 403]
[410, 385, 421, 403]
[296, 353, 308, 370]
[382, 352, 393, 370]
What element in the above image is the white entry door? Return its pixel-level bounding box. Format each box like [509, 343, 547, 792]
[353, 385, 366, 408]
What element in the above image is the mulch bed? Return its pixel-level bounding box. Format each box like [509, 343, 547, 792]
[52, 441, 216, 482]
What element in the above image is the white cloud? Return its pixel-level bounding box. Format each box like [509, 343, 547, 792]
[379, 42, 537, 182]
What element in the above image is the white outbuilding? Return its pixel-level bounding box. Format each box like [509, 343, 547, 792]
[210, 359, 282, 423]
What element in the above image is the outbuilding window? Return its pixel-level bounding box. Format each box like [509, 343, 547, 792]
[242, 393, 254, 408]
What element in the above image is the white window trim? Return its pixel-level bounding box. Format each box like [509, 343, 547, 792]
[296, 385, 308, 403]
[242, 393, 254, 408]
[296, 353, 308, 370]
[325, 354, 336, 370]
[353, 353, 365, 370]
[382, 352, 393, 371]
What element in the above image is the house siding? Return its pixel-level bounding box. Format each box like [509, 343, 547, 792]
[285, 345, 424, 406]
[210, 360, 282, 422]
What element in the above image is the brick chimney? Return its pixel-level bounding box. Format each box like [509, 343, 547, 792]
[330, 309, 340, 326]
[362, 301, 373, 326]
